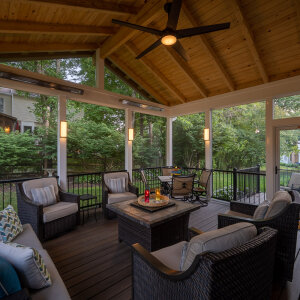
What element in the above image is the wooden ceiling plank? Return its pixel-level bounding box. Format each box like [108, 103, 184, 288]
[182, 4, 235, 91]
[109, 53, 169, 106]
[125, 42, 186, 104]
[0, 20, 116, 36]
[294, 0, 300, 42]
[229, 0, 268, 83]
[0, 42, 98, 53]
[100, 0, 164, 58]
[18, 0, 139, 16]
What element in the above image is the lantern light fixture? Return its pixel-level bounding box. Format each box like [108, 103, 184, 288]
[128, 128, 134, 141]
[204, 128, 210, 141]
[60, 121, 68, 138]
[4, 126, 10, 134]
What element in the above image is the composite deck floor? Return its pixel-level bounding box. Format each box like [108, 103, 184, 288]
[43, 199, 300, 300]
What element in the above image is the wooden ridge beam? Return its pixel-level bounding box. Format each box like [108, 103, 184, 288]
[0, 20, 116, 36]
[158, 39, 207, 98]
[125, 42, 186, 104]
[100, 0, 164, 59]
[182, 4, 235, 92]
[229, 0, 268, 83]
[19, 0, 139, 16]
[0, 42, 98, 53]
[109, 54, 169, 106]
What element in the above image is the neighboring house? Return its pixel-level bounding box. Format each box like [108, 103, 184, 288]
[0, 87, 38, 133]
[281, 141, 300, 165]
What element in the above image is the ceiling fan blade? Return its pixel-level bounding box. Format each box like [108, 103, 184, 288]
[172, 41, 189, 61]
[112, 19, 163, 36]
[136, 39, 162, 59]
[177, 23, 230, 38]
[166, 0, 182, 31]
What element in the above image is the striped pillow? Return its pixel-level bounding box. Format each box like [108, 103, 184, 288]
[0, 205, 23, 243]
[0, 242, 51, 289]
[108, 177, 126, 193]
[31, 185, 57, 207]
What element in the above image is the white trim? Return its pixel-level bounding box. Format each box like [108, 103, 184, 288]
[205, 110, 213, 199]
[125, 109, 133, 179]
[166, 117, 173, 166]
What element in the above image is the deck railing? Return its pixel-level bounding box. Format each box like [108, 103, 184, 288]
[1, 166, 298, 210]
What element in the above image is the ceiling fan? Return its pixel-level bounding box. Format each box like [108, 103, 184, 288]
[112, 0, 230, 61]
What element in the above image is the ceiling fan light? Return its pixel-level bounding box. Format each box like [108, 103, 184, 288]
[161, 35, 177, 45]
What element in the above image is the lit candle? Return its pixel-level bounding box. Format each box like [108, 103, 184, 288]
[155, 188, 160, 201]
[145, 188, 150, 203]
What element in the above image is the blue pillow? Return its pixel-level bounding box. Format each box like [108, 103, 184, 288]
[0, 257, 21, 298]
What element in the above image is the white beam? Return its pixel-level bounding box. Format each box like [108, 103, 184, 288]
[57, 95, 67, 191]
[205, 110, 213, 199]
[166, 117, 173, 166]
[125, 109, 133, 179]
[95, 48, 104, 90]
[265, 98, 275, 200]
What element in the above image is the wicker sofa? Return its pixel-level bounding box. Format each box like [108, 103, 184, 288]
[218, 190, 300, 282]
[132, 225, 278, 300]
[17, 178, 80, 241]
[102, 171, 139, 219]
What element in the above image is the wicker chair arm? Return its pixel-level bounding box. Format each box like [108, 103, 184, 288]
[129, 184, 139, 197]
[218, 213, 256, 229]
[59, 191, 80, 204]
[230, 201, 258, 216]
[132, 243, 182, 277]
[3, 288, 30, 300]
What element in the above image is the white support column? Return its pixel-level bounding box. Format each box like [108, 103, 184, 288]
[95, 48, 105, 90]
[166, 117, 173, 166]
[125, 109, 133, 179]
[205, 110, 213, 199]
[265, 98, 276, 200]
[57, 95, 67, 191]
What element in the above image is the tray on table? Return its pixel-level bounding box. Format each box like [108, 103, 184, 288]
[130, 195, 175, 212]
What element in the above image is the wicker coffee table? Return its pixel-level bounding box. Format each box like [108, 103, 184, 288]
[108, 199, 201, 251]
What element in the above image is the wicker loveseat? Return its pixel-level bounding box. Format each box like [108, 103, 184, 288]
[132, 225, 278, 300]
[17, 178, 80, 241]
[218, 190, 300, 282]
[102, 171, 138, 219]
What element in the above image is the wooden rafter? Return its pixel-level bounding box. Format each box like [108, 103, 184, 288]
[0, 43, 98, 53]
[0, 20, 116, 36]
[159, 41, 207, 98]
[109, 54, 169, 106]
[294, 0, 300, 42]
[19, 0, 139, 16]
[182, 4, 235, 91]
[100, 0, 164, 59]
[229, 0, 268, 83]
[125, 42, 186, 104]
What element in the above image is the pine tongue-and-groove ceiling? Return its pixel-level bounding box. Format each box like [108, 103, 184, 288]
[0, 0, 299, 106]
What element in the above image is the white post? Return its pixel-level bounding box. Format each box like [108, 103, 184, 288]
[205, 110, 213, 199]
[166, 117, 173, 166]
[125, 109, 133, 179]
[265, 98, 276, 200]
[95, 48, 105, 90]
[57, 96, 67, 191]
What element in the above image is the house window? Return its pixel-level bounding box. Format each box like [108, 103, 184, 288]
[0, 98, 3, 113]
[23, 126, 33, 133]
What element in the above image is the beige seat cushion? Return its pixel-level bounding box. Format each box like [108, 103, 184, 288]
[225, 210, 253, 219]
[13, 224, 43, 251]
[31, 249, 71, 300]
[181, 222, 257, 271]
[151, 241, 187, 271]
[108, 192, 137, 204]
[23, 178, 59, 202]
[265, 191, 292, 219]
[253, 201, 269, 220]
[43, 202, 78, 223]
[104, 172, 129, 192]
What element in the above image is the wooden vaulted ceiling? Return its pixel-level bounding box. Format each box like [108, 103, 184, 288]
[0, 0, 299, 106]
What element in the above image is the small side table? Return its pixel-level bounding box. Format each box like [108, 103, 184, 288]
[80, 194, 101, 224]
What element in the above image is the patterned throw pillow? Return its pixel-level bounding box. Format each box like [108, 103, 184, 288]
[0, 242, 51, 289]
[31, 185, 57, 207]
[108, 177, 126, 193]
[0, 205, 23, 243]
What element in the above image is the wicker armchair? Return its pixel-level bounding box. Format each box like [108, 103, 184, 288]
[102, 171, 139, 219]
[170, 174, 195, 201]
[17, 178, 80, 241]
[218, 191, 300, 282]
[132, 227, 278, 300]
